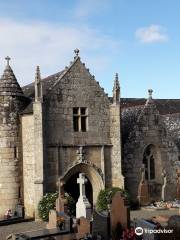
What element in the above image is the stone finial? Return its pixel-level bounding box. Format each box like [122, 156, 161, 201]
[35, 66, 41, 83]
[74, 48, 80, 57]
[113, 72, 120, 104]
[5, 56, 11, 66]
[148, 89, 153, 99]
[35, 65, 42, 101]
[145, 88, 154, 105]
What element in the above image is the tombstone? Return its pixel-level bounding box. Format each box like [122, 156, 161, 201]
[161, 169, 168, 201]
[110, 191, 130, 236]
[176, 169, 180, 200]
[47, 209, 71, 231]
[76, 217, 91, 239]
[47, 178, 70, 231]
[137, 164, 150, 205]
[92, 210, 110, 240]
[76, 173, 91, 219]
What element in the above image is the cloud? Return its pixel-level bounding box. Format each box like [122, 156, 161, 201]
[74, 0, 110, 18]
[0, 18, 120, 86]
[135, 25, 168, 43]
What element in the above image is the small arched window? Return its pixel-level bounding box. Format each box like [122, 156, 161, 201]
[143, 145, 155, 180]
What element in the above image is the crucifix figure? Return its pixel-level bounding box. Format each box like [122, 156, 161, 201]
[5, 56, 11, 66]
[76, 173, 91, 219]
[76, 146, 85, 162]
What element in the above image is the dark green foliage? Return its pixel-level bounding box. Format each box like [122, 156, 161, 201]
[38, 192, 76, 221]
[96, 187, 130, 212]
[38, 192, 58, 221]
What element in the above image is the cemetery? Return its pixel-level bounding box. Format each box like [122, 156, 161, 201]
[1, 172, 180, 240]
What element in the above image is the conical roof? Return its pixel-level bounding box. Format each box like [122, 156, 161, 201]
[0, 57, 24, 96]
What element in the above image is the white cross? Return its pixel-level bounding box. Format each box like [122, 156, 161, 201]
[77, 173, 87, 197]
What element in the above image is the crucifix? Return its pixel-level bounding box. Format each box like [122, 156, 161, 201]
[76, 173, 91, 219]
[77, 173, 87, 197]
[5, 56, 11, 66]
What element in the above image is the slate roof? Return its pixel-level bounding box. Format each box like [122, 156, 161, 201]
[22, 70, 65, 99]
[121, 98, 180, 115]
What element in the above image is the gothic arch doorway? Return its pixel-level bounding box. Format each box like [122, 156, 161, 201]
[62, 163, 104, 205]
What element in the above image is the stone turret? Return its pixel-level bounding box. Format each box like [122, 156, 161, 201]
[0, 57, 27, 217]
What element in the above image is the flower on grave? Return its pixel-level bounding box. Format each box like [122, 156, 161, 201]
[57, 216, 65, 224]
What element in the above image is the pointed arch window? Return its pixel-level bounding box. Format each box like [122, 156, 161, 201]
[143, 145, 155, 180]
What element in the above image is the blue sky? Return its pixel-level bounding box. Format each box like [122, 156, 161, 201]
[0, 0, 179, 98]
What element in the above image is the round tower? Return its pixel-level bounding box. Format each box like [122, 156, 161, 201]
[0, 57, 29, 217]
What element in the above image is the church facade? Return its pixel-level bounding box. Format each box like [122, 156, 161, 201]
[0, 50, 179, 218]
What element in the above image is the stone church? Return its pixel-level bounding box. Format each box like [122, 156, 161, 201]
[0, 50, 179, 218]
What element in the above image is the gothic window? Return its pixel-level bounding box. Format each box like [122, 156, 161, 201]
[73, 107, 88, 132]
[143, 145, 155, 180]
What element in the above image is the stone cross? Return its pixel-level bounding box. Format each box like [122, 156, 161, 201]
[74, 48, 80, 57]
[5, 56, 11, 66]
[76, 173, 91, 219]
[77, 173, 87, 197]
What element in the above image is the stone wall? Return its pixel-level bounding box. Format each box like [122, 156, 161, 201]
[122, 102, 179, 200]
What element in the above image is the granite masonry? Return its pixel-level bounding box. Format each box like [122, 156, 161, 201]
[0, 50, 179, 218]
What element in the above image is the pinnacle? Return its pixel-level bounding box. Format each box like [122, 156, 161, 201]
[0, 57, 24, 96]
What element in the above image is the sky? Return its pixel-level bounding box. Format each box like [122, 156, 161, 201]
[0, 0, 179, 99]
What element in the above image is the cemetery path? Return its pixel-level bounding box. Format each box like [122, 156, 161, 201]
[0, 221, 46, 240]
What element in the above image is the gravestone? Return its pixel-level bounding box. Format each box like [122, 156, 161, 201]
[92, 210, 110, 240]
[76, 217, 91, 239]
[110, 191, 130, 234]
[176, 169, 180, 200]
[138, 164, 150, 205]
[47, 179, 70, 231]
[76, 173, 91, 219]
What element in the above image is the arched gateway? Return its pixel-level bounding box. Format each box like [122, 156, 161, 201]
[62, 163, 104, 205]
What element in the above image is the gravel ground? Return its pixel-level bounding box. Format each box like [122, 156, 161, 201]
[0, 221, 46, 240]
